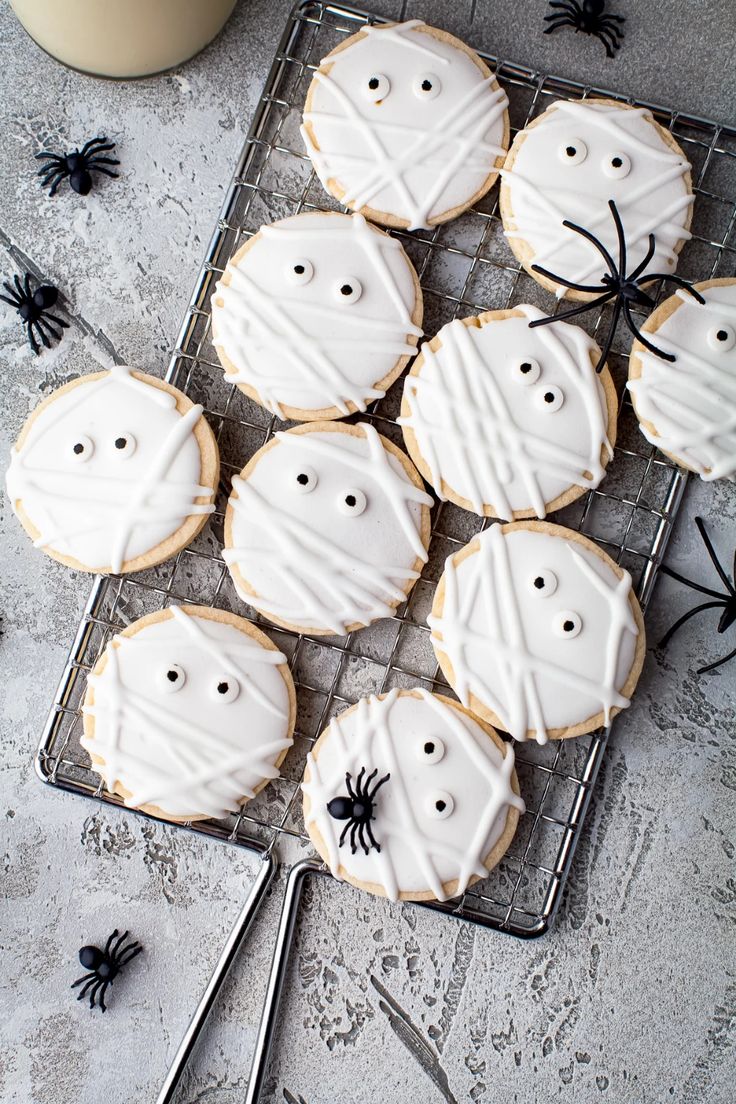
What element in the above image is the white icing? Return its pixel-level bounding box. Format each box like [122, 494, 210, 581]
[627, 281, 736, 481]
[224, 424, 432, 635]
[429, 525, 639, 744]
[302, 689, 524, 901]
[5, 367, 215, 573]
[399, 305, 612, 519]
[501, 101, 693, 295]
[301, 20, 508, 230]
[82, 607, 292, 819]
[211, 212, 422, 417]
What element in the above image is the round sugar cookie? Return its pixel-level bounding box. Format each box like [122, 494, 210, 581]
[301, 20, 509, 231]
[302, 688, 524, 902]
[399, 305, 617, 520]
[223, 421, 433, 636]
[627, 277, 736, 481]
[500, 99, 694, 301]
[211, 211, 423, 421]
[430, 521, 645, 744]
[82, 605, 296, 823]
[5, 366, 219, 574]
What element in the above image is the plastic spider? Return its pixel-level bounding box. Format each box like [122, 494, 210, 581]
[36, 136, 119, 196]
[0, 273, 68, 355]
[544, 0, 625, 58]
[327, 767, 390, 855]
[660, 517, 736, 674]
[528, 198, 705, 373]
[71, 929, 142, 1012]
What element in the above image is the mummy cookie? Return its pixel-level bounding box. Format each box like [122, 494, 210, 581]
[211, 212, 423, 421]
[5, 367, 218, 574]
[224, 422, 432, 636]
[627, 278, 736, 481]
[301, 20, 509, 230]
[399, 305, 617, 520]
[500, 99, 694, 300]
[302, 689, 524, 902]
[430, 521, 645, 744]
[82, 605, 296, 822]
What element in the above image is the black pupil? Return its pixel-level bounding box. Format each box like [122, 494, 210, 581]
[424, 741, 435, 755]
[563, 620, 575, 633]
[544, 391, 555, 403]
[612, 156, 623, 168]
[368, 77, 379, 89]
[717, 329, 728, 342]
[217, 681, 229, 695]
[167, 669, 178, 682]
[421, 79, 432, 91]
[345, 494, 356, 508]
[114, 437, 126, 449]
[534, 576, 545, 589]
[520, 362, 532, 374]
[73, 442, 84, 454]
[294, 264, 305, 275]
[296, 472, 309, 485]
[435, 799, 446, 812]
[566, 145, 576, 157]
[340, 284, 353, 296]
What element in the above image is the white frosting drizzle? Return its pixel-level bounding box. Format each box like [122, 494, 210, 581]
[224, 424, 432, 634]
[627, 282, 736, 480]
[82, 606, 292, 820]
[429, 525, 639, 744]
[501, 101, 693, 295]
[302, 689, 524, 901]
[301, 20, 508, 230]
[5, 366, 215, 573]
[399, 305, 612, 519]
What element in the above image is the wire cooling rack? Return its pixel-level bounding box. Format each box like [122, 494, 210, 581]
[36, 0, 736, 948]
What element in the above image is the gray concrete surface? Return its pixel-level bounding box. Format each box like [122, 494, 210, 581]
[1, 1, 735, 1102]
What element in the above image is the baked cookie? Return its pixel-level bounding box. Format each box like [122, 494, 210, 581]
[211, 211, 423, 421]
[500, 99, 694, 300]
[627, 277, 736, 481]
[430, 521, 645, 744]
[302, 688, 524, 902]
[5, 366, 218, 574]
[82, 605, 296, 823]
[399, 305, 617, 520]
[301, 20, 509, 230]
[223, 421, 432, 636]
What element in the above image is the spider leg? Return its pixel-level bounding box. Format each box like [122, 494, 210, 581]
[354, 767, 366, 797]
[345, 772, 356, 799]
[607, 200, 628, 277]
[363, 768, 378, 796]
[104, 929, 119, 957]
[18, 274, 28, 298]
[561, 215, 619, 279]
[88, 979, 106, 1010]
[659, 564, 727, 601]
[544, 17, 578, 33]
[368, 771, 390, 801]
[35, 151, 64, 165]
[623, 302, 675, 360]
[698, 645, 736, 675]
[695, 517, 735, 593]
[36, 316, 64, 342]
[642, 273, 706, 304]
[71, 971, 97, 990]
[86, 155, 120, 168]
[98, 981, 109, 1013]
[111, 930, 130, 959]
[31, 320, 51, 351]
[26, 322, 41, 356]
[338, 820, 351, 847]
[88, 167, 120, 180]
[628, 234, 657, 282]
[529, 290, 616, 328]
[349, 821, 359, 855]
[75, 974, 100, 999]
[0, 288, 22, 307]
[118, 942, 143, 966]
[546, 0, 579, 13]
[593, 30, 617, 59]
[364, 819, 381, 854]
[43, 312, 70, 330]
[599, 13, 626, 29]
[660, 600, 726, 648]
[47, 174, 67, 197]
[80, 137, 114, 157]
[594, 293, 623, 372]
[530, 262, 608, 294]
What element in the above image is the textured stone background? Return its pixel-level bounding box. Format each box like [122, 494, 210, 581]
[1, 2, 735, 1102]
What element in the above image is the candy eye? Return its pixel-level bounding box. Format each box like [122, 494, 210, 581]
[160, 663, 186, 693]
[337, 488, 367, 517]
[112, 433, 136, 458]
[512, 357, 541, 385]
[553, 610, 583, 639]
[603, 152, 631, 179]
[413, 73, 441, 99]
[529, 569, 558, 598]
[707, 323, 735, 352]
[426, 790, 454, 819]
[287, 258, 314, 286]
[537, 385, 564, 413]
[293, 467, 317, 494]
[212, 676, 240, 703]
[70, 434, 94, 463]
[334, 277, 362, 305]
[417, 736, 445, 764]
[364, 73, 389, 103]
[559, 138, 587, 166]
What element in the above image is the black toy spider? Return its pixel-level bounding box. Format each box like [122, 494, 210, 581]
[71, 929, 142, 1012]
[660, 517, 736, 674]
[36, 136, 119, 196]
[327, 767, 390, 855]
[0, 273, 68, 355]
[528, 198, 705, 373]
[544, 0, 625, 58]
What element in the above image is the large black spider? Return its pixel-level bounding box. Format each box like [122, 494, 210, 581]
[0, 273, 68, 355]
[544, 0, 625, 58]
[660, 517, 736, 674]
[71, 929, 142, 1012]
[528, 198, 705, 373]
[327, 767, 390, 855]
[36, 136, 119, 196]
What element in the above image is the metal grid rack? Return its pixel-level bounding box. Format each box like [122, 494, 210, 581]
[36, 0, 736, 949]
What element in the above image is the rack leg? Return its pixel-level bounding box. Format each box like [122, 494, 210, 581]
[156, 848, 278, 1104]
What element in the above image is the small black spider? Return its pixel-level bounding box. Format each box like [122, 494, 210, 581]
[71, 929, 142, 1012]
[0, 273, 69, 356]
[660, 517, 736, 674]
[327, 767, 390, 855]
[528, 198, 705, 372]
[36, 136, 119, 196]
[544, 0, 625, 59]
